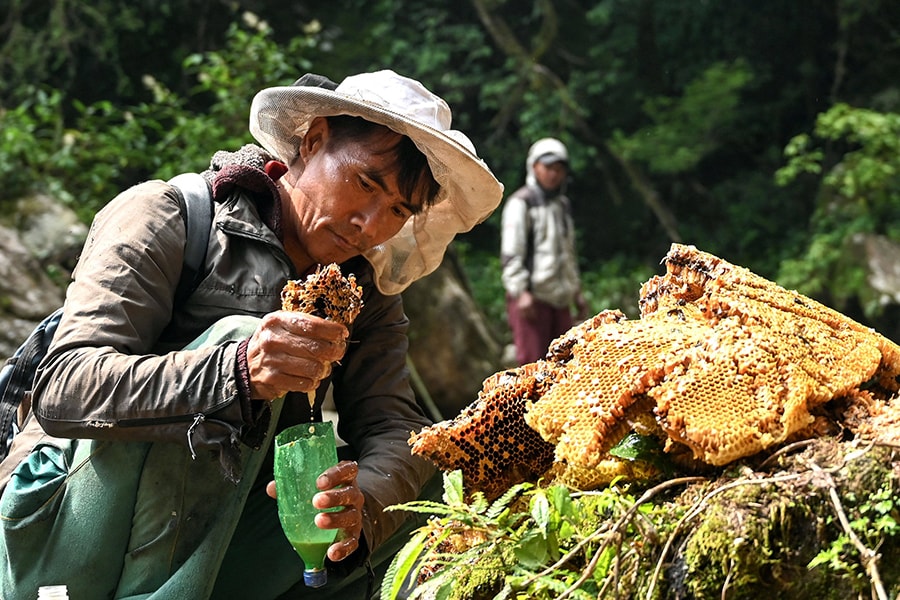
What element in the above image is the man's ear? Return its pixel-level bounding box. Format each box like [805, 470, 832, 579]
[299, 117, 330, 161]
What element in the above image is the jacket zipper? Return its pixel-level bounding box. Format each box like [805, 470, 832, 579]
[186, 412, 205, 459]
[118, 412, 232, 460]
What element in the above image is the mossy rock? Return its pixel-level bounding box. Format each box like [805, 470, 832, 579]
[396, 437, 900, 600]
[662, 440, 899, 599]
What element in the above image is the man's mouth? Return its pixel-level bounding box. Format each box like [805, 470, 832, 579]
[331, 230, 362, 254]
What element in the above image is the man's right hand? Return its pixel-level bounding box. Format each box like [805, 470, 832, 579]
[517, 290, 537, 322]
[245, 311, 349, 400]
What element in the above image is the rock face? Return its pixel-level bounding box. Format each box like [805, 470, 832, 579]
[858, 233, 900, 306]
[402, 252, 505, 420]
[0, 193, 86, 361]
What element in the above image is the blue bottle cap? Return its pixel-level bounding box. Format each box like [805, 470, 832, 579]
[304, 568, 328, 588]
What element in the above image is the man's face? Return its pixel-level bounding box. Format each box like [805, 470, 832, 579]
[533, 160, 568, 192]
[281, 120, 420, 270]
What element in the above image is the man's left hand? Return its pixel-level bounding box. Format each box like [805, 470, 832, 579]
[266, 460, 365, 562]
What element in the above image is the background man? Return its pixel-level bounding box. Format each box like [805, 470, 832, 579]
[501, 137, 588, 365]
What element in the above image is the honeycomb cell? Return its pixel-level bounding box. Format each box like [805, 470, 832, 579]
[409, 362, 559, 500]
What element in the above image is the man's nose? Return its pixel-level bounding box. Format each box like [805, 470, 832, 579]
[349, 202, 385, 241]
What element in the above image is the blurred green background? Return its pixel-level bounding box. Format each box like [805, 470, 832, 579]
[2, 0, 899, 343]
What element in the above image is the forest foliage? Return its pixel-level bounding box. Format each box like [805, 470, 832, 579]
[1, 0, 899, 341]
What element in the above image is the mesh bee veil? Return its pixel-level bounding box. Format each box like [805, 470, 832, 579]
[249, 70, 503, 295]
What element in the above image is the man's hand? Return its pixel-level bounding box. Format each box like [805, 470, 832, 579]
[516, 290, 537, 322]
[266, 460, 365, 562]
[246, 311, 349, 400]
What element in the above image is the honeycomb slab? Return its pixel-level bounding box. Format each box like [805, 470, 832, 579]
[410, 244, 900, 497]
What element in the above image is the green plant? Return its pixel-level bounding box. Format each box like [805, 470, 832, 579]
[382, 470, 682, 600]
[808, 484, 899, 589]
[610, 60, 754, 175]
[0, 13, 317, 221]
[775, 104, 900, 319]
[0, 86, 67, 204]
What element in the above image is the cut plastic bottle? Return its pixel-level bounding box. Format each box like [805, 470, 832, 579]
[274, 421, 339, 588]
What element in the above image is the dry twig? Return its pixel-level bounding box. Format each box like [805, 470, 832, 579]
[801, 447, 888, 600]
[551, 477, 705, 600]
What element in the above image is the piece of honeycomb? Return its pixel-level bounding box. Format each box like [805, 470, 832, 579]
[411, 244, 900, 496]
[525, 308, 712, 468]
[281, 263, 365, 409]
[281, 262, 364, 326]
[409, 362, 559, 500]
[841, 390, 900, 447]
[544, 457, 661, 490]
[544, 309, 628, 364]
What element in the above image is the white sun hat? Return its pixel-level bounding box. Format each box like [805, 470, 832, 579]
[249, 69, 504, 295]
[525, 137, 569, 187]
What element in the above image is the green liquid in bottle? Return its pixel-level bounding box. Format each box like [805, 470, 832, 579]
[274, 422, 339, 588]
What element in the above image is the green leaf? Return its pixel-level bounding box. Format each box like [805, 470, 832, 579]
[487, 481, 532, 520]
[559, 520, 575, 540]
[548, 485, 575, 518]
[608, 432, 660, 461]
[443, 470, 465, 507]
[514, 530, 549, 569]
[531, 490, 551, 534]
[411, 567, 457, 600]
[380, 528, 430, 600]
[385, 500, 460, 516]
[470, 491, 489, 515]
[608, 432, 674, 475]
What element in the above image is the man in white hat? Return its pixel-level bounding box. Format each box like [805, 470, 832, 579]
[501, 137, 589, 365]
[0, 71, 502, 598]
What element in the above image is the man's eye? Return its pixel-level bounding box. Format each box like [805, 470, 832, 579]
[358, 177, 375, 191]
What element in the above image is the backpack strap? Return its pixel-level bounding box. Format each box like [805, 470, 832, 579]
[0, 307, 63, 461]
[513, 186, 541, 278]
[168, 173, 213, 304]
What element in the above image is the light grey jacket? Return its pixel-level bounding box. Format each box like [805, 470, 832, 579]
[500, 183, 582, 308]
[31, 176, 434, 552]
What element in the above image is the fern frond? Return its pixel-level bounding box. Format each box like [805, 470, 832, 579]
[486, 481, 532, 519]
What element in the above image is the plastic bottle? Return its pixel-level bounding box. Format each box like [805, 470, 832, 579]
[274, 421, 339, 588]
[37, 585, 69, 599]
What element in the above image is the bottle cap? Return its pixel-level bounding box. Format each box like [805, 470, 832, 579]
[304, 568, 328, 588]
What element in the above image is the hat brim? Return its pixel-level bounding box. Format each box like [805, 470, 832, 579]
[249, 86, 504, 294]
[536, 153, 568, 166]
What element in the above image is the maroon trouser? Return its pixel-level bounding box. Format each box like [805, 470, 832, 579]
[506, 294, 573, 365]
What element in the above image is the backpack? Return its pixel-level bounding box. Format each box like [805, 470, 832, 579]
[0, 173, 213, 463]
[512, 185, 572, 274]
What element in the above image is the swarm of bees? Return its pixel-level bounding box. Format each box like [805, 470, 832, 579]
[410, 244, 900, 499]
